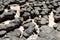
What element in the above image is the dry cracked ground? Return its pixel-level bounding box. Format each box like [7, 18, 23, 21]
[0, 0, 60, 40]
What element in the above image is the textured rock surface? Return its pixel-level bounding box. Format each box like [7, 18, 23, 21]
[0, 0, 60, 40]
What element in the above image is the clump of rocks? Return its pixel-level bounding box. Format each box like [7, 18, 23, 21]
[0, 0, 60, 40]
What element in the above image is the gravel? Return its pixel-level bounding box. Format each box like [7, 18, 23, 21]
[0, 0, 60, 40]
